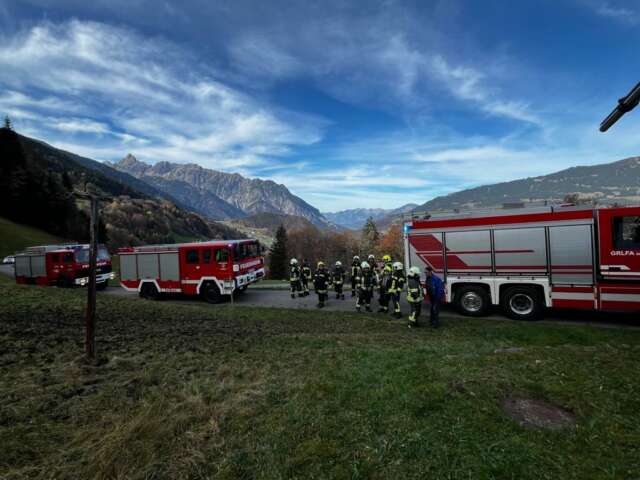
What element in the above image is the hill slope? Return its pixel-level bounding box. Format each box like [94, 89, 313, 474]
[0, 216, 63, 258]
[324, 204, 418, 229]
[1, 129, 242, 249]
[109, 155, 333, 227]
[420, 156, 640, 211]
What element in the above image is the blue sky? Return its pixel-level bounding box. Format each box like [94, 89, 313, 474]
[0, 0, 639, 212]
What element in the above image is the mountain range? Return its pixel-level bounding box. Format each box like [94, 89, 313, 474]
[323, 204, 418, 229]
[108, 155, 333, 228]
[418, 156, 640, 212]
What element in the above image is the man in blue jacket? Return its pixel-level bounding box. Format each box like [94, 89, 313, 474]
[425, 266, 444, 328]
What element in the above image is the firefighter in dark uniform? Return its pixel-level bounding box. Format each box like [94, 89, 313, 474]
[332, 260, 346, 300]
[356, 261, 377, 312]
[350, 255, 361, 297]
[313, 261, 330, 308]
[406, 266, 424, 328]
[301, 260, 312, 297]
[289, 258, 303, 298]
[377, 255, 393, 313]
[389, 261, 406, 318]
[367, 254, 379, 280]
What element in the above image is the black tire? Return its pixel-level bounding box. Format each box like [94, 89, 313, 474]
[501, 286, 543, 321]
[202, 282, 223, 304]
[96, 280, 109, 291]
[140, 282, 159, 300]
[454, 285, 490, 317]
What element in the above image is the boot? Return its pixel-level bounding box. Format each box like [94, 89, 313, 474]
[378, 307, 386, 313]
[356, 306, 361, 312]
[291, 293, 295, 299]
[341, 294, 345, 300]
[394, 311, 402, 319]
[351, 291, 355, 297]
[336, 294, 340, 299]
[365, 305, 372, 312]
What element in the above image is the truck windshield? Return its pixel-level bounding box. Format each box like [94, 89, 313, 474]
[75, 247, 110, 264]
[234, 242, 260, 260]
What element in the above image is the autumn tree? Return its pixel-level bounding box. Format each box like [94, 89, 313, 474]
[378, 223, 404, 262]
[360, 216, 380, 257]
[268, 224, 289, 279]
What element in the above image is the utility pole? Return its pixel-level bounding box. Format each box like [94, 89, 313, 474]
[74, 180, 109, 360]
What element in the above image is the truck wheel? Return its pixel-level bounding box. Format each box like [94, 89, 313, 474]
[455, 286, 490, 317]
[501, 286, 543, 321]
[140, 282, 159, 300]
[202, 282, 222, 304]
[96, 280, 109, 291]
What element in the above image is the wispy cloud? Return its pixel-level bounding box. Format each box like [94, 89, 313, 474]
[0, 20, 324, 170]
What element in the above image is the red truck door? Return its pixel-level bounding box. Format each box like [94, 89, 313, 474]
[597, 207, 640, 281]
[180, 247, 203, 294]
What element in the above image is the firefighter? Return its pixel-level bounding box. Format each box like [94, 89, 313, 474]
[389, 261, 406, 318]
[356, 261, 377, 312]
[425, 266, 444, 328]
[289, 258, 302, 298]
[367, 254, 379, 282]
[377, 255, 393, 313]
[332, 260, 346, 300]
[301, 260, 312, 297]
[406, 266, 424, 328]
[350, 255, 361, 297]
[314, 261, 330, 308]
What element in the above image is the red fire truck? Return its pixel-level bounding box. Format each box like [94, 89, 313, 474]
[14, 244, 114, 289]
[404, 204, 640, 320]
[118, 239, 265, 303]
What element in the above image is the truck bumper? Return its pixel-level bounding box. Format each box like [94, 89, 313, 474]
[234, 268, 265, 290]
[75, 272, 115, 286]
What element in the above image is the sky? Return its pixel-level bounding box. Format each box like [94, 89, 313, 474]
[0, 0, 639, 212]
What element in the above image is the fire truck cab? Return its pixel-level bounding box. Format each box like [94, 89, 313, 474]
[404, 204, 640, 320]
[118, 239, 265, 303]
[14, 244, 114, 289]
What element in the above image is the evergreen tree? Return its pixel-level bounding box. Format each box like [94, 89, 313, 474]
[361, 216, 380, 256]
[268, 224, 289, 279]
[2, 115, 11, 130]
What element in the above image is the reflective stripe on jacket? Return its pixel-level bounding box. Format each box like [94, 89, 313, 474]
[406, 275, 424, 303]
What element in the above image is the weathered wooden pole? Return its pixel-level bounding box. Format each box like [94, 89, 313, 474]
[85, 194, 99, 359]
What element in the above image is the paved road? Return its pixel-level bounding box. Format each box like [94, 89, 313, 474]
[2, 264, 638, 327]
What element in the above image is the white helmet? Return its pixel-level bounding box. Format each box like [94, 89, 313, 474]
[367, 254, 375, 261]
[360, 261, 370, 269]
[393, 261, 403, 271]
[335, 260, 342, 267]
[409, 266, 421, 276]
[290, 258, 298, 265]
[353, 255, 360, 261]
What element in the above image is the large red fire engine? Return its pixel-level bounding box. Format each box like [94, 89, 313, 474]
[118, 239, 265, 303]
[404, 204, 640, 320]
[14, 244, 114, 289]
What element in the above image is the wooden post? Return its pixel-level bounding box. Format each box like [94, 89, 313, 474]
[85, 195, 99, 359]
[74, 181, 109, 361]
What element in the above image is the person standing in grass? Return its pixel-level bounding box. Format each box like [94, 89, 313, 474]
[301, 259, 312, 297]
[377, 255, 393, 313]
[406, 266, 424, 328]
[425, 266, 444, 328]
[350, 255, 361, 297]
[356, 261, 377, 312]
[313, 261, 330, 308]
[332, 261, 346, 300]
[289, 258, 302, 299]
[389, 261, 406, 319]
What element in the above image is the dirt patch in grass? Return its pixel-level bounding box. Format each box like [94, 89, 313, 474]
[502, 397, 576, 430]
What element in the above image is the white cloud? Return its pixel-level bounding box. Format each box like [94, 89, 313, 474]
[595, 2, 638, 23]
[0, 20, 324, 169]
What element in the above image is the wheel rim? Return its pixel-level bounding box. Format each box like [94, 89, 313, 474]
[461, 291, 483, 312]
[509, 293, 534, 315]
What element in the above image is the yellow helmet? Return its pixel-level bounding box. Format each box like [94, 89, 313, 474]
[382, 254, 391, 262]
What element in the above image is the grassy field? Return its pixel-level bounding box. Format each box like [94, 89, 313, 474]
[0, 217, 63, 258]
[1, 275, 639, 479]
